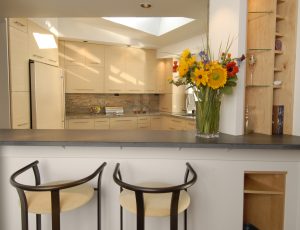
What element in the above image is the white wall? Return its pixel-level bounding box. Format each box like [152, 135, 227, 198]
[157, 34, 207, 58]
[0, 18, 11, 129]
[1, 146, 300, 230]
[209, 0, 247, 135]
[293, 2, 300, 136]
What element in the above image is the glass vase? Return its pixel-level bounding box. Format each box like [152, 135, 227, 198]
[195, 90, 221, 138]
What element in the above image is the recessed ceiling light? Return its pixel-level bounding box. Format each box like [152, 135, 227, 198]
[140, 2, 152, 8]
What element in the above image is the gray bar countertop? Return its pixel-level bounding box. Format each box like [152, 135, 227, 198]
[0, 129, 300, 149]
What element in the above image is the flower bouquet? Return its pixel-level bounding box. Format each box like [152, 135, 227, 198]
[170, 41, 245, 138]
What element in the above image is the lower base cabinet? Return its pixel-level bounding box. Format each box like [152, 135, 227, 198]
[66, 115, 196, 131]
[243, 171, 286, 230]
[109, 117, 137, 130]
[67, 119, 94, 129]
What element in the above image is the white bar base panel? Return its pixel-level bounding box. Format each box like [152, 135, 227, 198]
[1, 146, 300, 230]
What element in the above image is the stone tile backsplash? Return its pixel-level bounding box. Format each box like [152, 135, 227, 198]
[66, 94, 159, 115]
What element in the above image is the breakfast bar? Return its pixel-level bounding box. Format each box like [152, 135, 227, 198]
[1, 130, 300, 230]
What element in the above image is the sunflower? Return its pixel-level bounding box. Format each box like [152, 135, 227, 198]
[181, 49, 191, 59]
[187, 55, 196, 68]
[178, 60, 189, 78]
[207, 63, 227, 89]
[191, 68, 209, 86]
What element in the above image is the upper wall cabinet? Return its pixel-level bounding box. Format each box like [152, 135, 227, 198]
[144, 49, 157, 93]
[8, 18, 28, 33]
[8, 23, 29, 92]
[64, 41, 105, 66]
[28, 20, 58, 66]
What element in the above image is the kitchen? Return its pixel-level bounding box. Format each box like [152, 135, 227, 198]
[1, 16, 208, 131]
[1, 1, 300, 230]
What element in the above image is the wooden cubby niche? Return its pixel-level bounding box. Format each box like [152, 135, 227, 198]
[245, 0, 297, 135]
[243, 171, 287, 230]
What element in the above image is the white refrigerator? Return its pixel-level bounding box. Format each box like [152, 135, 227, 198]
[30, 61, 65, 129]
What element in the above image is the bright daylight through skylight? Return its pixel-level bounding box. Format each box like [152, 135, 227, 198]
[102, 17, 195, 36]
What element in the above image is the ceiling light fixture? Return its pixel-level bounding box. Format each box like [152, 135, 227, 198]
[140, 2, 152, 8]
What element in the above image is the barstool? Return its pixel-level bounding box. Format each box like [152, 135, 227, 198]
[10, 160, 107, 230]
[113, 162, 197, 230]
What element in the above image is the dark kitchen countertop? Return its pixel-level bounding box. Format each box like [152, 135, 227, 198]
[0, 129, 300, 149]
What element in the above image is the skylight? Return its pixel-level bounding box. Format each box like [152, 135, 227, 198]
[102, 17, 194, 36]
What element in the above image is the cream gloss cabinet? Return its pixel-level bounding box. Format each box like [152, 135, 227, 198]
[28, 20, 58, 66]
[64, 41, 105, 93]
[8, 18, 31, 129]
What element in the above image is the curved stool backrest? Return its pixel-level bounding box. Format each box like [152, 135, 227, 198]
[10, 160, 106, 230]
[113, 162, 197, 230]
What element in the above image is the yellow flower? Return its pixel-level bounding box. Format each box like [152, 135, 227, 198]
[178, 60, 189, 77]
[207, 63, 227, 89]
[191, 68, 209, 86]
[187, 55, 196, 67]
[181, 49, 191, 59]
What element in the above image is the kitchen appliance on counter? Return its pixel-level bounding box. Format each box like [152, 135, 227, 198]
[30, 61, 65, 129]
[105, 106, 124, 115]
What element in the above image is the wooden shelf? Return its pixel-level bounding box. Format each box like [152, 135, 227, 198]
[275, 32, 284, 37]
[244, 189, 284, 195]
[248, 11, 273, 14]
[276, 15, 285, 21]
[275, 50, 284, 54]
[274, 68, 284, 72]
[277, 0, 286, 3]
[246, 85, 271, 88]
[243, 171, 286, 230]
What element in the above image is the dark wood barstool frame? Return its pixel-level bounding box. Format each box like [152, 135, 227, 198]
[10, 160, 107, 230]
[113, 162, 197, 230]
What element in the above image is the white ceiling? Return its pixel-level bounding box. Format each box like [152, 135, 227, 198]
[0, 0, 208, 18]
[32, 17, 207, 49]
[1, 0, 208, 49]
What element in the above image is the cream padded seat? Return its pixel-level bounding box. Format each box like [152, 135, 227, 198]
[25, 181, 94, 214]
[119, 182, 190, 217]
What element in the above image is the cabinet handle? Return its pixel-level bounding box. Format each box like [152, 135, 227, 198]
[139, 118, 148, 121]
[95, 121, 108, 123]
[48, 59, 57, 63]
[14, 21, 25, 27]
[74, 89, 95, 91]
[33, 54, 44, 59]
[115, 120, 132, 122]
[17, 123, 29, 127]
[129, 90, 140, 92]
[72, 121, 90, 124]
[90, 62, 100, 64]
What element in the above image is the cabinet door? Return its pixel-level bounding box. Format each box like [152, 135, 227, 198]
[137, 116, 150, 129]
[28, 20, 58, 66]
[144, 50, 157, 93]
[9, 26, 29, 92]
[67, 119, 94, 129]
[64, 41, 85, 66]
[94, 118, 110, 130]
[8, 18, 28, 32]
[105, 46, 127, 93]
[185, 120, 196, 130]
[65, 65, 104, 93]
[150, 116, 162, 130]
[110, 117, 137, 130]
[156, 60, 166, 93]
[168, 117, 186, 131]
[124, 47, 145, 93]
[10, 92, 30, 129]
[84, 43, 105, 66]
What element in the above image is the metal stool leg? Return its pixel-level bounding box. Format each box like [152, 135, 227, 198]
[36, 214, 41, 230]
[135, 192, 145, 230]
[51, 190, 60, 230]
[184, 209, 187, 230]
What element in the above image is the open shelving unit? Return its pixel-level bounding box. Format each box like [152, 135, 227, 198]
[243, 171, 287, 230]
[245, 0, 297, 135]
